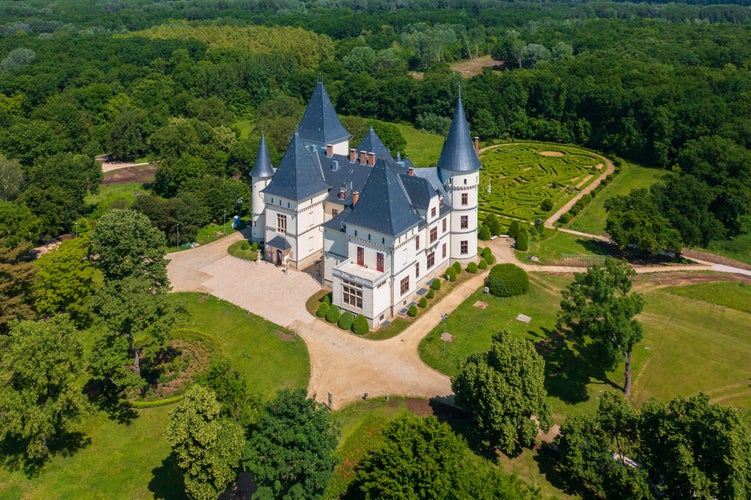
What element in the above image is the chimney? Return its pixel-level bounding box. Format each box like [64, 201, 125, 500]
[367, 152, 376, 166]
[326, 144, 333, 157]
[359, 151, 367, 164]
[474, 136, 480, 155]
[349, 148, 357, 162]
[408, 166, 415, 176]
[352, 191, 360, 206]
[338, 187, 346, 200]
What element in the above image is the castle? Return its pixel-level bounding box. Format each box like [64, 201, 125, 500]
[250, 82, 481, 328]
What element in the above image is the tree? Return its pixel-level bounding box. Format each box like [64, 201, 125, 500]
[165, 385, 245, 500]
[605, 190, 683, 255]
[515, 228, 529, 251]
[0, 316, 88, 471]
[485, 264, 529, 297]
[0, 242, 36, 334]
[452, 331, 551, 456]
[0, 201, 41, 248]
[198, 359, 261, 429]
[478, 224, 492, 241]
[0, 156, 24, 201]
[107, 107, 149, 161]
[508, 219, 520, 239]
[557, 259, 644, 395]
[484, 212, 502, 236]
[244, 388, 338, 498]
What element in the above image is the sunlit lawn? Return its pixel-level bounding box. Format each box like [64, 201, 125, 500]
[709, 232, 751, 266]
[515, 228, 613, 265]
[396, 123, 444, 167]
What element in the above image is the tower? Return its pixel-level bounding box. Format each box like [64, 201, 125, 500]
[437, 97, 481, 261]
[249, 133, 274, 243]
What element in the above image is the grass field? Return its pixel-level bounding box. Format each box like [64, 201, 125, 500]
[709, 232, 751, 266]
[396, 123, 444, 167]
[85, 182, 150, 217]
[515, 229, 613, 265]
[566, 161, 666, 235]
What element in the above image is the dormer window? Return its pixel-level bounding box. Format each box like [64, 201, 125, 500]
[431, 207, 437, 217]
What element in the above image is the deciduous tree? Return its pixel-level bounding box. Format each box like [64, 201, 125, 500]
[0, 241, 36, 334]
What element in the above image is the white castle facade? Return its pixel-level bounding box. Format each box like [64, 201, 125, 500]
[250, 82, 481, 328]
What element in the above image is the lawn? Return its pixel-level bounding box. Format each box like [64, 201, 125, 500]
[515, 228, 613, 265]
[85, 182, 150, 217]
[566, 161, 665, 235]
[396, 123, 444, 167]
[709, 232, 751, 266]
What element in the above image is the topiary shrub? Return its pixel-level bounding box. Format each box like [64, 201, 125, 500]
[427, 289, 435, 299]
[338, 311, 354, 330]
[325, 305, 340, 323]
[452, 261, 462, 274]
[467, 262, 478, 273]
[485, 264, 530, 297]
[445, 267, 457, 282]
[407, 305, 418, 317]
[241, 241, 250, 250]
[515, 229, 529, 251]
[478, 259, 488, 270]
[484, 253, 495, 265]
[540, 198, 553, 212]
[352, 314, 369, 335]
[558, 213, 571, 224]
[484, 213, 502, 236]
[251, 241, 259, 251]
[431, 279, 441, 291]
[316, 302, 330, 318]
[481, 247, 493, 259]
[478, 225, 491, 241]
[323, 293, 332, 305]
[418, 297, 427, 308]
[508, 220, 520, 239]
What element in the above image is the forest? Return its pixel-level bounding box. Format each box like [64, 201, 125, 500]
[1, 0, 751, 498]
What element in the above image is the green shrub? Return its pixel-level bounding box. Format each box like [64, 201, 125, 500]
[323, 293, 332, 305]
[580, 194, 592, 205]
[352, 314, 369, 334]
[445, 267, 457, 282]
[558, 213, 571, 224]
[452, 261, 462, 274]
[508, 220, 520, 238]
[540, 198, 553, 212]
[316, 302, 330, 318]
[484, 253, 496, 265]
[481, 247, 493, 259]
[478, 259, 488, 270]
[427, 289, 435, 299]
[478, 225, 491, 241]
[485, 264, 530, 297]
[251, 241, 259, 251]
[338, 311, 354, 330]
[241, 241, 250, 250]
[408, 305, 418, 317]
[467, 262, 478, 273]
[430, 279, 441, 291]
[325, 305, 340, 323]
[484, 213, 502, 236]
[515, 229, 529, 251]
[419, 297, 427, 308]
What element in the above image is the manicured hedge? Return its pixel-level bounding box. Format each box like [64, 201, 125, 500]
[515, 229, 529, 251]
[467, 262, 478, 273]
[478, 225, 491, 240]
[452, 261, 462, 274]
[352, 314, 369, 334]
[325, 304, 340, 323]
[478, 259, 488, 270]
[431, 279, 441, 290]
[427, 289, 435, 299]
[408, 305, 418, 317]
[485, 264, 530, 297]
[316, 302, 330, 318]
[338, 311, 354, 330]
[445, 267, 457, 282]
[419, 297, 427, 308]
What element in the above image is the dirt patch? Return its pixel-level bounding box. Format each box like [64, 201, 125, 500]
[682, 249, 751, 271]
[633, 271, 751, 292]
[539, 151, 564, 157]
[451, 55, 499, 78]
[275, 329, 297, 342]
[405, 398, 434, 416]
[102, 165, 157, 185]
[473, 300, 488, 309]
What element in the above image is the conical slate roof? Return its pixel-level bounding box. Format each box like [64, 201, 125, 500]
[262, 132, 329, 201]
[436, 97, 481, 173]
[249, 133, 274, 179]
[356, 126, 392, 161]
[297, 81, 350, 146]
[345, 160, 422, 237]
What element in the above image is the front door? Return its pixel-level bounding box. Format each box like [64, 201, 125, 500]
[276, 249, 282, 265]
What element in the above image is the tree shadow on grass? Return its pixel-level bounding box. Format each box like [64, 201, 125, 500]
[83, 378, 138, 424]
[148, 453, 186, 500]
[532, 445, 600, 500]
[0, 431, 91, 477]
[428, 398, 499, 461]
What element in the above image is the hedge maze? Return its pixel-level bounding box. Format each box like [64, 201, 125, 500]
[479, 144, 602, 221]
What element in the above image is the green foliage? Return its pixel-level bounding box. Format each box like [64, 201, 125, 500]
[408, 305, 418, 317]
[485, 264, 530, 298]
[430, 279, 441, 291]
[352, 314, 369, 335]
[481, 247, 493, 259]
[418, 297, 428, 308]
[478, 224, 492, 241]
[0, 156, 24, 202]
[452, 261, 462, 274]
[0, 242, 36, 334]
[452, 331, 552, 457]
[445, 267, 457, 282]
[244, 388, 338, 498]
[0, 201, 41, 247]
[605, 189, 683, 255]
[427, 289, 435, 299]
[133, 193, 207, 245]
[540, 198, 553, 212]
[338, 311, 354, 330]
[325, 304, 340, 323]
[478, 259, 488, 270]
[33, 235, 96, 328]
[165, 385, 245, 500]
[0, 316, 88, 472]
[484, 213, 502, 236]
[508, 220, 520, 239]
[316, 302, 330, 318]
[198, 359, 261, 429]
[180, 176, 251, 220]
[227, 240, 258, 261]
[515, 229, 529, 251]
[467, 262, 478, 274]
[558, 259, 643, 395]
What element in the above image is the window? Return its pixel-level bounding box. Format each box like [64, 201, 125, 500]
[461, 215, 468, 229]
[415, 262, 420, 278]
[415, 235, 420, 250]
[427, 251, 435, 269]
[400, 276, 410, 295]
[461, 193, 468, 206]
[460, 240, 468, 255]
[357, 246, 364, 266]
[277, 214, 287, 233]
[342, 280, 363, 309]
[431, 206, 437, 217]
[442, 243, 447, 259]
[430, 227, 438, 244]
[376, 252, 384, 272]
[442, 218, 447, 232]
[332, 209, 338, 218]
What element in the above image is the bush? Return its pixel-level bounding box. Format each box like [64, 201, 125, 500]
[430, 279, 441, 291]
[445, 267, 457, 282]
[316, 302, 330, 318]
[485, 253, 496, 265]
[241, 241, 250, 250]
[540, 198, 553, 212]
[427, 289, 435, 299]
[558, 213, 571, 224]
[325, 305, 340, 323]
[484, 213, 502, 236]
[478, 259, 488, 270]
[452, 262, 462, 274]
[508, 220, 520, 239]
[478, 225, 491, 241]
[515, 229, 529, 251]
[481, 247, 493, 259]
[352, 314, 369, 335]
[467, 262, 478, 273]
[419, 297, 427, 308]
[338, 311, 354, 330]
[251, 241, 259, 251]
[485, 264, 530, 297]
[323, 293, 332, 305]
[407, 305, 418, 317]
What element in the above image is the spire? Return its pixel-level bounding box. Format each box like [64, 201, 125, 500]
[297, 81, 350, 146]
[356, 126, 393, 161]
[249, 133, 275, 179]
[436, 97, 481, 173]
[262, 131, 329, 201]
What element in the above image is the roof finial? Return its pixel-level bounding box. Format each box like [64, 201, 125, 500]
[458, 80, 462, 99]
